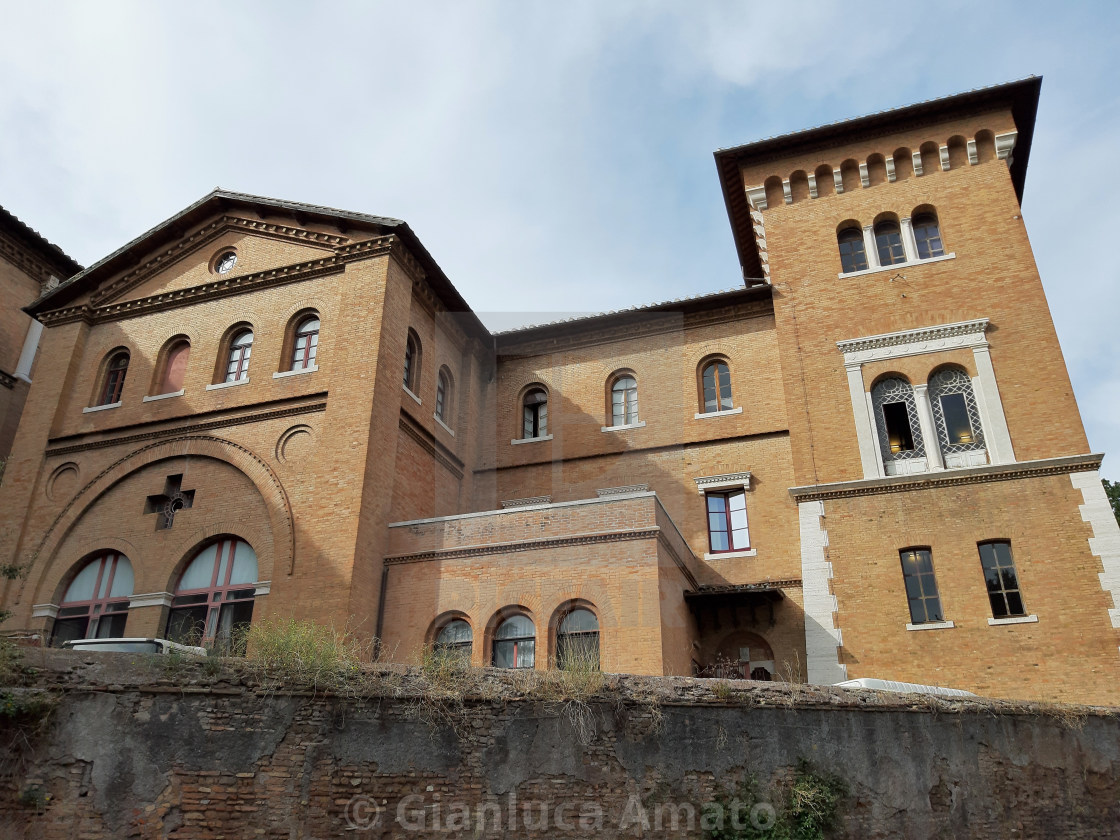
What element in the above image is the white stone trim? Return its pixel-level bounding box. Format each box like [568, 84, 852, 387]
[837, 252, 956, 280]
[912, 150, 923, 176]
[14, 319, 43, 380]
[511, 434, 553, 445]
[704, 548, 757, 561]
[837, 318, 990, 365]
[694, 406, 743, 419]
[967, 139, 979, 165]
[142, 389, 185, 403]
[939, 145, 950, 171]
[885, 156, 896, 182]
[601, 420, 646, 433]
[799, 500, 846, 684]
[693, 472, 752, 494]
[906, 620, 955, 631]
[782, 179, 792, 204]
[500, 496, 554, 509]
[206, 378, 249, 391]
[807, 172, 818, 199]
[596, 484, 649, 498]
[402, 384, 421, 405]
[434, 414, 456, 437]
[745, 185, 767, 211]
[389, 490, 657, 528]
[970, 346, 1015, 464]
[862, 225, 878, 269]
[899, 216, 920, 263]
[273, 365, 318, 379]
[858, 162, 870, 188]
[912, 385, 944, 471]
[1071, 471, 1120, 630]
[995, 131, 1018, 162]
[253, 580, 272, 596]
[988, 615, 1038, 626]
[31, 603, 59, 619]
[129, 592, 173, 609]
[845, 364, 882, 479]
[832, 168, 843, 194]
[82, 401, 122, 413]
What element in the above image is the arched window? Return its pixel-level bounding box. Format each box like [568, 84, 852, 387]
[435, 619, 472, 662]
[610, 374, 638, 426]
[929, 367, 985, 462]
[50, 552, 134, 645]
[97, 351, 129, 405]
[556, 608, 599, 671]
[436, 367, 451, 423]
[700, 360, 732, 413]
[291, 316, 320, 371]
[837, 226, 868, 273]
[225, 330, 253, 382]
[493, 614, 535, 669]
[156, 339, 190, 395]
[523, 387, 548, 438]
[912, 212, 945, 259]
[874, 219, 905, 265]
[166, 537, 257, 649]
[871, 378, 924, 468]
[403, 330, 421, 392]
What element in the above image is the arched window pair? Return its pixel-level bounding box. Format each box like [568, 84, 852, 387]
[221, 313, 319, 384]
[402, 330, 455, 429]
[433, 607, 600, 670]
[837, 209, 944, 273]
[872, 367, 985, 472]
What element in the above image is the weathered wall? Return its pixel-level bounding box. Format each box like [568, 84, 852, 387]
[2, 652, 1118, 839]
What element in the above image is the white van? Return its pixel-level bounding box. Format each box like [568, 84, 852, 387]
[833, 678, 976, 698]
[61, 637, 207, 656]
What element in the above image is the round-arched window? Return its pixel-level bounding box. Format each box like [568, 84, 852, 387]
[435, 619, 472, 662]
[700, 361, 732, 414]
[292, 317, 320, 371]
[610, 375, 638, 426]
[166, 538, 257, 649]
[556, 608, 599, 671]
[493, 614, 535, 669]
[51, 551, 134, 645]
[225, 330, 254, 382]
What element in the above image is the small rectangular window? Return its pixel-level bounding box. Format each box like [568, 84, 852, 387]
[882, 402, 915, 453]
[900, 548, 944, 623]
[706, 490, 750, 553]
[978, 541, 1026, 618]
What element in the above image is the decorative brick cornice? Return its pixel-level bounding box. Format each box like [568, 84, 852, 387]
[0, 369, 16, 390]
[398, 413, 464, 480]
[837, 319, 989, 366]
[90, 216, 350, 306]
[694, 472, 752, 494]
[0, 228, 57, 285]
[38, 235, 398, 326]
[44, 398, 327, 458]
[384, 527, 661, 565]
[596, 484, 649, 497]
[789, 453, 1104, 502]
[500, 496, 552, 508]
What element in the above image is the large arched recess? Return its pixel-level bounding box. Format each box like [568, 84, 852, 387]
[19, 435, 295, 606]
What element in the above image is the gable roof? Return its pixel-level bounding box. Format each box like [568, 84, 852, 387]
[26, 189, 488, 338]
[0, 204, 82, 279]
[713, 77, 1043, 280]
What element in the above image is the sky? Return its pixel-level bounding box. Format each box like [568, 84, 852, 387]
[1, 1, 1118, 478]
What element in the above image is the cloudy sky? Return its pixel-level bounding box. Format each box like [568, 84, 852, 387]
[1, 1, 1117, 477]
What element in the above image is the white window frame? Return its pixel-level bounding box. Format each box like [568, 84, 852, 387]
[837, 218, 956, 279]
[838, 319, 1015, 479]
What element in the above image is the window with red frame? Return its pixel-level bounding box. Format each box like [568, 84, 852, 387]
[492, 614, 535, 668]
[291, 317, 319, 370]
[166, 537, 257, 651]
[225, 330, 253, 382]
[50, 552, 134, 645]
[706, 490, 750, 553]
[98, 352, 129, 405]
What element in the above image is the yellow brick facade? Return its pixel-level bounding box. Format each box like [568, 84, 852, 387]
[1, 80, 1118, 704]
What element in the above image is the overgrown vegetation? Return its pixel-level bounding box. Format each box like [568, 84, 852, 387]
[1104, 479, 1120, 526]
[706, 759, 848, 840]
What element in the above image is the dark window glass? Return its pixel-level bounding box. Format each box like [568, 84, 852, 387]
[404, 337, 415, 388]
[702, 362, 733, 413]
[939, 393, 974, 445]
[706, 490, 750, 553]
[883, 402, 915, 453]
[50, 618, 89, 646]
[875, 221, 905, 265]
[436, 371, 449, 421]
[913, 214, 945, 259]
[557, 609, 600, 671]
[99, 353, 129, 405]
[493, 614, 535, 668]
[900, 548, 944, 623]
[523, 389, 547, 438]
[979, 541, 1026, 618]
[838, 228, 868, 273]
[435, 619, 472, 662]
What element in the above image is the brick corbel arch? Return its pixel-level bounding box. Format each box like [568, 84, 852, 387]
[19, 435, 295, 604]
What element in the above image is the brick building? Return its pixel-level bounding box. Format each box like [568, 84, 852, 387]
[2, 77, 1118, 704]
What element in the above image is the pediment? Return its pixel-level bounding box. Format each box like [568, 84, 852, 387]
[90, 215, 347, 307]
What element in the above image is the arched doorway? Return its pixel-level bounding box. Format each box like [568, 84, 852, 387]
[50, 551, 134, 645]
[166, 537, 257, 649]
[710, 631, 776, 681]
